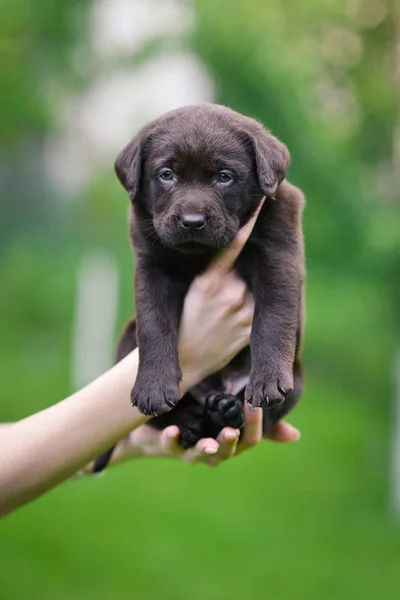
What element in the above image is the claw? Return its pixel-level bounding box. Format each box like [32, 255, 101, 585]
[268, 397, 284, 408]
[142, 401, 150, 416]
[277, 383, 292, 398]
[164, 392, 176, 409]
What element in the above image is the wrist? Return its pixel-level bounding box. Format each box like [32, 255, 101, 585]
[179, 358, 203, 394]
[112, 435, 144, 462]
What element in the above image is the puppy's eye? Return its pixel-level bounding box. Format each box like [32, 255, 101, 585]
[159, 169, 174, 182]
[217, 171, 233, 184]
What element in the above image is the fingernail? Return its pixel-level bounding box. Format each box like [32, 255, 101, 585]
[288, 425, 301, 440]
[224, 430, 238, 440]
[249, 406, 258, 412]
[204, 446, 218, 454]
[167, 430, 178, 438]
[282, 423, 300, 441]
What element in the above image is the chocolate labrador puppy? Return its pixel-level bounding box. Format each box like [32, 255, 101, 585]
[94, 104, 305, 472]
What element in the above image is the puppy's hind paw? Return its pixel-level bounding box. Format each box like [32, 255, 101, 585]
[204, 393, 245, 437]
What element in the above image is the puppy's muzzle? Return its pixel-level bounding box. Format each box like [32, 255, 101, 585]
[176, 213, 208, 235]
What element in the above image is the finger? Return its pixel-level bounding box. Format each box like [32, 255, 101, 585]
[221, 276, 249, 310]
[160, 426, 184, 456]
[209, 428, 239, 463]
[183, 438, 219, 465]
[236, 291, 255, 325]
[236, 404, 263, 455]
[106, 438, 130, 466]
[206, 196, 265, 275]
[265, 421, 300, 443]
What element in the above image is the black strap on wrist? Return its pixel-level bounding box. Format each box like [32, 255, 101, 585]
[93, 445, 116, 473]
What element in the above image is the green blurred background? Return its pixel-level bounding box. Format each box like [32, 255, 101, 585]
[1, 0, 399, 598]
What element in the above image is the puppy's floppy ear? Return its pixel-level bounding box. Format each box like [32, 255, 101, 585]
[251, 129, 290, 197]
[114, 133, 143, 200]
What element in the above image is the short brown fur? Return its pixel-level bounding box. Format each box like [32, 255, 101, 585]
[95, 104, 305, 464]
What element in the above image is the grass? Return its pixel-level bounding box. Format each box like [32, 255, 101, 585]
[0, 236, 398, 599]
[1, 378, 399, 600]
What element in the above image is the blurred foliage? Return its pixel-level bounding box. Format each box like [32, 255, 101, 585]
[1, 0, 400, 599]
[192, 0, 399, 289]
[192, 0, 399, 393]
[0, 0, 89, 143]
[0, 0, 90, 249]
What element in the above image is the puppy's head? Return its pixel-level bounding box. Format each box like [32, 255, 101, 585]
[115, 104, 290, 251]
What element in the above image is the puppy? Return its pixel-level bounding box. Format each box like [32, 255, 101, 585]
[94, 104, 305, 471]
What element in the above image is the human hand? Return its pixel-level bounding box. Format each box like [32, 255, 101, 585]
[100, 403, 299, 469]
[178, 200, 264, 390]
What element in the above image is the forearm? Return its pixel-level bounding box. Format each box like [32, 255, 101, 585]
[0, 204, 263, 518]
[0, 349, 197, 518]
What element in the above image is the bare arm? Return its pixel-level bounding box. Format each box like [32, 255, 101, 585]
[0, 289, 254, 518]
[0, 351, 146, 517]
[0, 202, 264, 518]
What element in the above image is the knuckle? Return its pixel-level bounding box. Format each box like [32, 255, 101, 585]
[192, 276, 207, 294]
[206, 459, 220, 468]
[194, 274, 219, 296]
[244, 434, 261, 448]
[238, 307, 253, 326]
[239, 326, 252, 345]
[226, 287, 246, 310]
[183, 453, 196, 465]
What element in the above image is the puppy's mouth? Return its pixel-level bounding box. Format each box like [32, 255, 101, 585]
[174, 241, 211, 253]
[155, 223, 237, 253]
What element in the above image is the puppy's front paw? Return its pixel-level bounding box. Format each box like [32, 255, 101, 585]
[245, 367, 293, 409]
[131, 372, 181, 417]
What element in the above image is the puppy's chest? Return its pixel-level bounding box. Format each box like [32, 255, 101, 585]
[234, 251, 260, 287]
[161, 243, 262, 288]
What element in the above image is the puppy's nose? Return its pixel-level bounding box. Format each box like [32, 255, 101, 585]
[179, 213, 206, 232]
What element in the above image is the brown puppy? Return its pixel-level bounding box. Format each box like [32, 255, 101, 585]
[94, 104, 305, 470]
